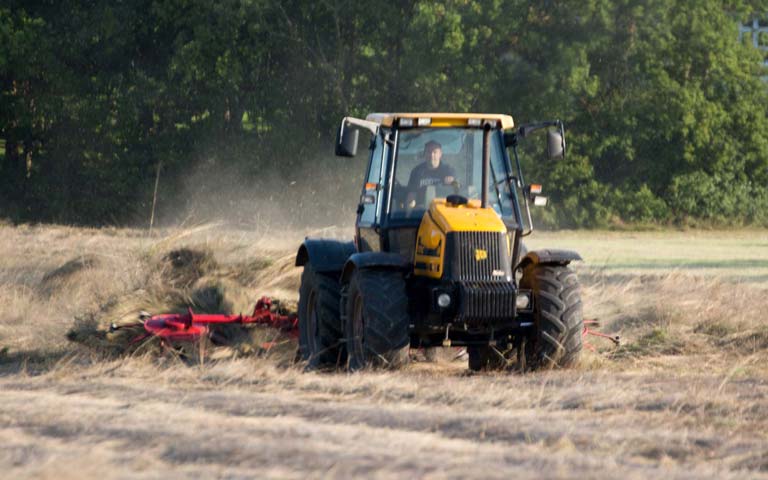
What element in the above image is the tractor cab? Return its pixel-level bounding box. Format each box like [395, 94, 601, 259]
[337, 114, 557, 262]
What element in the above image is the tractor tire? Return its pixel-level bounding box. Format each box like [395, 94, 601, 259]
[519, 264, 583, 369]
[344, 268, 410, 371]
[297, 263, 344, 369]
[467, 344, 508, 371]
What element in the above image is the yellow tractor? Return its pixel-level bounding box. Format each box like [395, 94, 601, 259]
[295, 113, 582, 371]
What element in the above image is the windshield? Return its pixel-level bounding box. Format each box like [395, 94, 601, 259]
[388, 128, 516, 224]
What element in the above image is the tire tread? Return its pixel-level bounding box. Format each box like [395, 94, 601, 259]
[521, 264, 583, 369]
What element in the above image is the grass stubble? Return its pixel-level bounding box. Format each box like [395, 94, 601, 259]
[0, 224, 766, 479]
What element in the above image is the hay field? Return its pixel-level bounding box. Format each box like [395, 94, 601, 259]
[0, 224, 767, 479]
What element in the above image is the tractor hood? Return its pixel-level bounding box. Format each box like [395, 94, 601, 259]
[413, 198, 508, 280]
[428, 198, 507, 234]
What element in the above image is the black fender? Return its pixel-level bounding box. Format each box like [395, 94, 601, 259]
[516, 249, 582, 270]
[340, 252, 410, 285]
[295, 238, 356, 273]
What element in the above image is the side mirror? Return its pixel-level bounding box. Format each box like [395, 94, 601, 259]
[336, 124, 359, 157]
[547, 128, 565, 159]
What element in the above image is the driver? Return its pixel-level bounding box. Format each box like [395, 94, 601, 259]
[406, 140, 456, 208]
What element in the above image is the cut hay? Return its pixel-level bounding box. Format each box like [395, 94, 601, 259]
[188, 277, 253, 314]
[66, 246, 299, 363]
[39, 255, 99, 296]
[581, 269, 768, 360]
[161, 247, 218, 287]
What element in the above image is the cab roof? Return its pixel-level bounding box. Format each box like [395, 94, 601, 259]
[365, 113, 514, 130]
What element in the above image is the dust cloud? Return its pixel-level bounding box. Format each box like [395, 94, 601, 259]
[152, 146, 368, 231]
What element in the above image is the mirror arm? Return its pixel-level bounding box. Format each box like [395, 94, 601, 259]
[517, 119, 562, 138]
[337, 116, 379, 157]
[339, 116, 379, 139]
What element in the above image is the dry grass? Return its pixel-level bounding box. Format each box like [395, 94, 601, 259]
[581, 270, 768, 362]
[0, 224, 767, 479]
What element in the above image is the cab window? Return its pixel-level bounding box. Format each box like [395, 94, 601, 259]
[359, 132, 385, 225]
[388, 128, 515, 224]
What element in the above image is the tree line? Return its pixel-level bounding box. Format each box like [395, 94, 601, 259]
[1, 0, 767, 228]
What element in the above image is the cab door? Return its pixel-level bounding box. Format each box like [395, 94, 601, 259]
[356, 131, 387, 252]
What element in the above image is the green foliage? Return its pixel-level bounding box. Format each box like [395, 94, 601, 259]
[1, 0, 767, 227]
[614, 185, 671, 224]
[668, 170, 768, 225]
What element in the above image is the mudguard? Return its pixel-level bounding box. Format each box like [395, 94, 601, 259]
[516, 249, 582, 269]
[295, 238, 356, 273]
[340, 252, 410, 284]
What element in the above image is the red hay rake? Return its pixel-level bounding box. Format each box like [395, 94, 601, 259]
[121, 296, 298, 350]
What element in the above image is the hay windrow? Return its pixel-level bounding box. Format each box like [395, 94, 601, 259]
[66, 245, 298, 362]
[161, 247, 218, 287]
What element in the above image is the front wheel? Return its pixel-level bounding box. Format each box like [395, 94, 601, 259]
[519, 264, 583, 370]
[344, 269, 410, 371]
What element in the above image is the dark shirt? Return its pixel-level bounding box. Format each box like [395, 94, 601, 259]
[407, 162, 456, 206]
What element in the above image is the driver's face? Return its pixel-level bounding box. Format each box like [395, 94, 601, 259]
[428, 147, 442, 168]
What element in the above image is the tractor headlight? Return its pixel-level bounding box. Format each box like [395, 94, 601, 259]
[516, 292, 531, 310]
[437, 293, 452, 308]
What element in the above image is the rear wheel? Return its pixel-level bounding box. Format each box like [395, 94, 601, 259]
[344, 269, 410, 371]
[297, 264, 344, 369]
[519, 264, 583, 369]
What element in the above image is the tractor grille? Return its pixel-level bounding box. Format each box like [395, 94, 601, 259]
[457, 281, 516, 327]
[447, 231, 511, 282]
